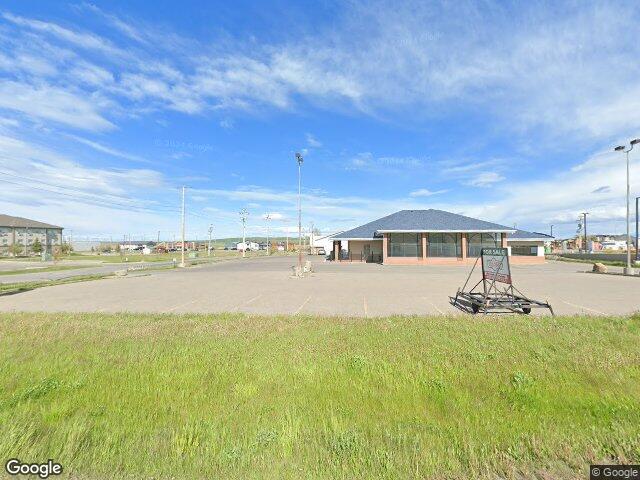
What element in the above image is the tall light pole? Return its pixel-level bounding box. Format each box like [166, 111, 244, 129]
[550, 225, 554, 237]
[614, 139, 639, 274]
[581, 212, 588, 253]
[296, 152, 304, 272]
[207, 224, 213, 257]
[265, 214, 271, 256]
[636, 197, 640, 263]
[180, 186, 186, 267]
[239, 208, 248, 258]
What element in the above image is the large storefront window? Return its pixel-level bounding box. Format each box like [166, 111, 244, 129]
[467, 233, 499, 257]
[511, 245, 537, 256]
[428, 233, 461, 257]
[388, 233, 420, 257]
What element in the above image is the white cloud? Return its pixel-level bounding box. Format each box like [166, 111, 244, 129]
[2, 12, 129, 59]
[0, 131, 189, 237]
[2, 2, 639, 142]
[465, 172, 505, 187]
[0, 81, 114, 131]
[219, 118, 234, 129]
[409, 188, 448, 197]
[65, 134, 150, 164]
[306, 133, 322, 148]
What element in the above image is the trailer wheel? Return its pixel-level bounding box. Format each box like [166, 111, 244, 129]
[522, 307, 532, 315]
[471, 303, 480, 314]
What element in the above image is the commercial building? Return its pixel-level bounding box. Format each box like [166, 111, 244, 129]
[331, 209, 550, 265]
[310, 232, 345, 255]
[0, 214, 63, 256]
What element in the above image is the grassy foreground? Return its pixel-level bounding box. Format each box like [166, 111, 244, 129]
[0, 313, 638, 479]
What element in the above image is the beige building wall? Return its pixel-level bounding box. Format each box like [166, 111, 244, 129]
[0, 227, 63, 256]
[347, 240, 383, 261]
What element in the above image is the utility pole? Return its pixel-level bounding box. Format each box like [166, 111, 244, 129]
[309, 222, 314, 253]
[208, 224, 213, 257]
[286, 226, 289, 252]
[636, 197, 640, 263]
[157, 230, 160, 244]
[265, 214, 271, 256]
[239, 208, 248, 258]
[581, 212, 588, 253]
[296, 152, 304, 273]
[550, 225, 554, 237]
[180, 186, 186, 267]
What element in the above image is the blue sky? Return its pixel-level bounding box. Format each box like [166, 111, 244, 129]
[0, 0, 639, 241]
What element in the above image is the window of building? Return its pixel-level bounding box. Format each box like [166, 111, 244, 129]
[511, 245, 537, 256]
[467, 233, 500, 257]
[428, 233, 461, 257]
[388, 233, 420, 257]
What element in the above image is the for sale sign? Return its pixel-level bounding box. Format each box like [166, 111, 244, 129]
[481, 247, 511, 284]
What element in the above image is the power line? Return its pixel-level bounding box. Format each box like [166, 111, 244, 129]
[0, 177, 183, 215]
[0, 175, 213, 221]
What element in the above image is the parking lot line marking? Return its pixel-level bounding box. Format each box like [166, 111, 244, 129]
[363, 296, 368, 317]
[423, 297, 444, 315]
[294, 295, 311, 315]
[560, 300, 606, 316]
[164, 299, 199, 313]
[231, 294, 262, 312]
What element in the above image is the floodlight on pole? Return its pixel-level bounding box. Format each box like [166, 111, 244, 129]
[581, 212, 588, 253]
[239, 208, 248, 258]
[636, 195, 639, 263]
[296, 152, 304, 274]
[180, 186, 186, 267]
[207, 224, 213, 257]
[614, 140, 638, 274]
[265, 213, 271, 255]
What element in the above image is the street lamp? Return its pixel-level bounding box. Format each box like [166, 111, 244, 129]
[296, 152, 304, 273]
[264, 214, 271, 256]
[207, 224, 213, 257]
[614, 139, 639, 274]
[239, 208, 248, 258]
[636, 195, 639, 263]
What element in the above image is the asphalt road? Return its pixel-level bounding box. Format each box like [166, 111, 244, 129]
[0, 256, 637, 316]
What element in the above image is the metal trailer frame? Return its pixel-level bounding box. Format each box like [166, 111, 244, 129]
[453, 253, 554, 316]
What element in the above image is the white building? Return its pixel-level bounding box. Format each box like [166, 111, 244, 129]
[600, 240, 628, 251]
[312, 232, 347, 255]
[236, 241, 259, 251]
[506, 229, 554, 257]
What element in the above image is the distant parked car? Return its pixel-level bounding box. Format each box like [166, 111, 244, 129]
[317, 248, 326, 255]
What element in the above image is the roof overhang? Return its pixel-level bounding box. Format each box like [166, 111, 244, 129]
[331, 237, 381, 241]
[507, 237, 552, 242]
[376, 229, 516, 234]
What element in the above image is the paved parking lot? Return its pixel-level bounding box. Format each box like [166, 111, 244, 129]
[0, 255, 637, 316]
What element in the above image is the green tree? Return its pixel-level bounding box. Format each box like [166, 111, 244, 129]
[32, 238, 43, 254]
[60, 242, 72, 255]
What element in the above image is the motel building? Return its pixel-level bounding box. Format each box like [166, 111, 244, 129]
[330, 209, 552, 265]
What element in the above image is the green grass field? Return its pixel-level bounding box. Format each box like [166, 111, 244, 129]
[0, 274, 112, 295]
[0, 265, 93, 276]
[0, 313, 638, 479]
